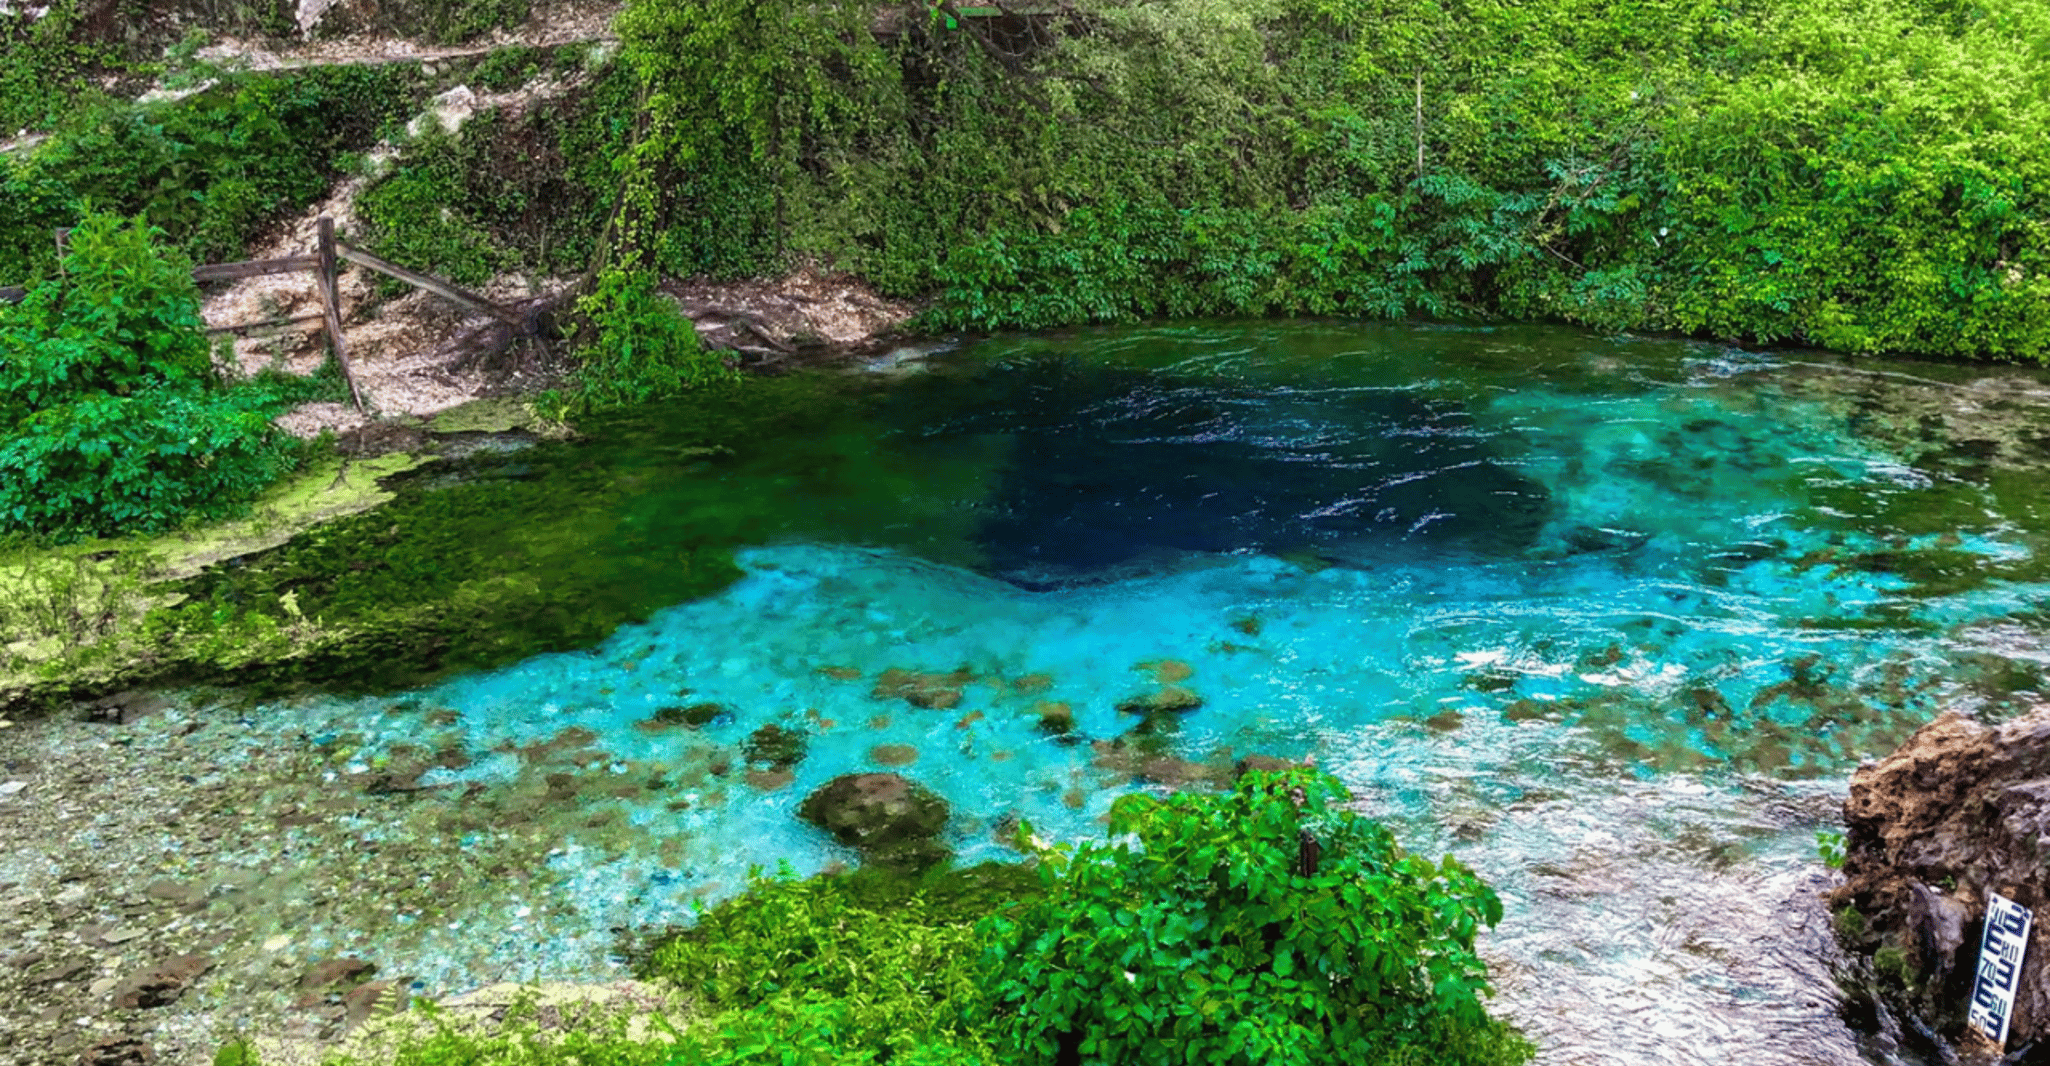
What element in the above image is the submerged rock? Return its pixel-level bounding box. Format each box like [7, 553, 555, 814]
[868, 743, 919, 767]
[1033, 700, 1075, 737]
[870, 668, 973, 710]
[76, 1036, 153, 1066]
[645, 703, 728, 730]
[1831, 708, 2050, 1054]
[1091, 739, 1231, 791]
[798, 773, 951, 870]
[297, 958, 376, 995]
[1115, 686, 1203, 717]
[742, 724, 807, 771]
[111, 954, 212, 1009]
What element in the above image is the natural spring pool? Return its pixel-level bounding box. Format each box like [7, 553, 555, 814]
[31, 321, 2050, 1063]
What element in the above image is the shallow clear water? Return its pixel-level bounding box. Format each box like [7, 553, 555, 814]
[213, 323, 2050, 1062]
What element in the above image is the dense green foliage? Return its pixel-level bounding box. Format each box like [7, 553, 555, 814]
[314, 0, 531, 46]
[639, 863, 1030, 1061]
[985, 770, 1527, 1065]
[345, 50, 733, 412]
[613, 0, 2050, 359]
[0, 65, 422, 282]
[0, 215, 317, 540]
[0, 0, 121, 134]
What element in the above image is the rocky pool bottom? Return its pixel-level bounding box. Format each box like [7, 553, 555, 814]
[0, 670, 1872, 1066]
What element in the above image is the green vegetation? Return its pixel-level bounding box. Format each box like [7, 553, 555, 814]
[554, 270, 738, 415]
[320, 771, 1527, 1066]
[1873, 943, 1912, 986]
[605, 0, 2050, 359]
[0, 65, 422, 282]
[355, 54, 634, 283]
[983, 770, 1526, 1065]
[0, 0, 120, 134]
[315, 0, 532, 46]
[346, 52, 736, 413]
[0, 0, 529, 135]
[1816, 829, 1848, 868]
[0, 214, 328, 541]
[637, 862, 1029, 1061]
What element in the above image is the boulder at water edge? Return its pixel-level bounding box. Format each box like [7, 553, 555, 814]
[798, 773, 951, 870]
[1831, 708, 2050, 1055]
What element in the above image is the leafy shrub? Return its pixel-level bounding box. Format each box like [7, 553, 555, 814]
[0, 214, 305, 540]
[0, 385, 300, 540]
[470, 46, 547, 92]
[355, 123, 523, 288]
[982, 768, 1530, 1066]
[0, 0, 119, 135]
[560, 269, 735, 413]
[313, 0, 532, 45]
[333, 773, 1522, 1064]
[627, 775, 1526, 1066]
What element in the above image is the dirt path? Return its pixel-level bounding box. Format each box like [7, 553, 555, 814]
[199, 0, 623, 73]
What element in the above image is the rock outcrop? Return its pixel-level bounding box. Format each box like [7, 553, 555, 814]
[1831, 708, 2050, 1056]
[798, 773, 951, 870]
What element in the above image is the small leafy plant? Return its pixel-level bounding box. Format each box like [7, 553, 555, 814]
[1816, 830, 1848, 870]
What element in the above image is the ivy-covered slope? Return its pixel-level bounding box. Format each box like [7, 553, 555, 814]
[610, 0, 2050, 360]
[0, 0, 536, 135]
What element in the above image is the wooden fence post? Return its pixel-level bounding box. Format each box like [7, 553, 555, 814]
[316, 217, 367, 413]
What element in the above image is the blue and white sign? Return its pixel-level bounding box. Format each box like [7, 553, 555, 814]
[1967, 891, 2034, 1048]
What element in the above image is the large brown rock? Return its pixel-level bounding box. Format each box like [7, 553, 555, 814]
[798, 773, 951, 870]
[1831, 708, 2050, 1054]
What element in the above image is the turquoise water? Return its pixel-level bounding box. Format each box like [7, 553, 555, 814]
[225, 324, 2050, 1062]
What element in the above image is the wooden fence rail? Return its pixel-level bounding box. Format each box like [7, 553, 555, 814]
[0, 218, 532, 414]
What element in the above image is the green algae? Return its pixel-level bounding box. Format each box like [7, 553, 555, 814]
[426, 396, 555, 435]
[0, 453, 429, 706]
[128, 371, 1010, 698]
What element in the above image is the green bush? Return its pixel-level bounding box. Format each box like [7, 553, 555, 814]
[559, 269, 736, 414]
[326, 774, 1522, 1065]
[628, 773, 1525, 1066]
[0, 1, 118, 135]
[315, 0, 532, 45]
[0, 214, 306, 540]
[983, 769, 1530, 1066]
[355, 123, 523, 288]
